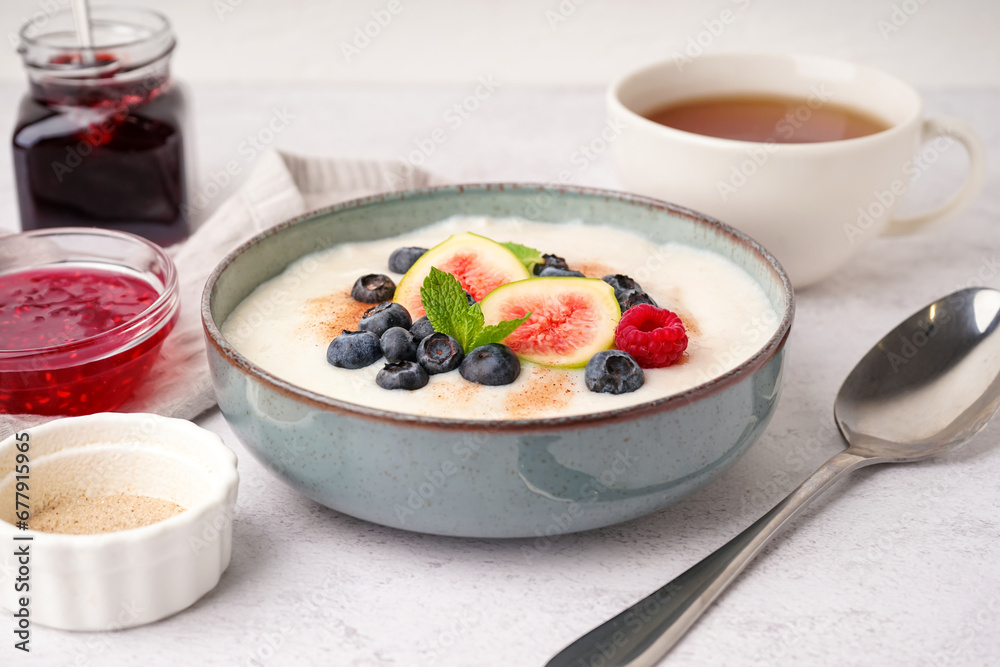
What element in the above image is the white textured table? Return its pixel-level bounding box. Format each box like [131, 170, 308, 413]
[1, 84, 998, 667]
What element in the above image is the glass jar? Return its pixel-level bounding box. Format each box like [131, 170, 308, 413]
[12, 7, 190, 246]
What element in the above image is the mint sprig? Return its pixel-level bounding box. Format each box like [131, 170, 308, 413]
[500, 241, 544, 273]
[419, 267, 482, 350]
[420, 267, 530, 353]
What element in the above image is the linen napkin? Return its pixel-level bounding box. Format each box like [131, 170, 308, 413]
[0, 150, 447, 440]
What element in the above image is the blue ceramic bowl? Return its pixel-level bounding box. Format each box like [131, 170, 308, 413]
[202, 185, 793, 538]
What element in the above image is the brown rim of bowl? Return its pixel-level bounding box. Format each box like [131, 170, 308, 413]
[201, 183, 794, 433]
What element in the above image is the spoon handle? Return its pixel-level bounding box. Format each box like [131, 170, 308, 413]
[546, 450, 873, 667]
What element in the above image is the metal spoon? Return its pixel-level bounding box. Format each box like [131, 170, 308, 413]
[547, 287, 1000, 667]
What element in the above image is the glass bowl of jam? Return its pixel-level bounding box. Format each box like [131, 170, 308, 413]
[0, 228, 179, 416]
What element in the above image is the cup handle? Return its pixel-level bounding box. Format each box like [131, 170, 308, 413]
[881, 116, 986, 237]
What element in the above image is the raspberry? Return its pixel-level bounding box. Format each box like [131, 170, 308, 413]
[614, 304, 688, 368]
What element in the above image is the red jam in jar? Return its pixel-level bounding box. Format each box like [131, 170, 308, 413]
[12, 8, 189, 246]
[1, 266, 158, 350]
[0, 228, 180, 416]
[0, 264, 175, 416]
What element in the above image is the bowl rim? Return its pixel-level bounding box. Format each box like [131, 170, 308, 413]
[202, 183, 794, 432]
[0, 226, 180, 360]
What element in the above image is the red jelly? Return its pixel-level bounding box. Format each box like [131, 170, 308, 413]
[0, 228, 179, 416]
[12, 7, 190, 246]
[1, 267, 158, 350]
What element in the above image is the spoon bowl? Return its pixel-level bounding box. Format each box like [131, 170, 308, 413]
[837, 287, 1000, 460]
[548, 287, 1000, 667]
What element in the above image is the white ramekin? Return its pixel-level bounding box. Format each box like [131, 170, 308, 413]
[0, 413, 239, 631]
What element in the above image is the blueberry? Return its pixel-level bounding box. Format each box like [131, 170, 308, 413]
[409, 316, 436, 341]
[380, 327, 418, 363]
[358, 302, 412, 337]
[585, 350, 644, 394]
[618, 289, 658, 313]
[539, 267, 585, 278]
[465, 290, 477, 305]
[459, 344, 521, 386]
[388, 247, 427, 274]
[352, 274, 396, 303]
[603, 275, 656, 312]
[533, 253, 570, 275]
[376, 361, 429, 390]
[417, 332, 465, 374]
[327, 330, 382, 369]
[602, 274, 643, 297]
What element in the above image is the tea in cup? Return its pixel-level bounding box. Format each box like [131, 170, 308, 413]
[607, 53, 985, 287]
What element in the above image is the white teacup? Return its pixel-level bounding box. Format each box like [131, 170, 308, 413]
[607, 52, 985, 287]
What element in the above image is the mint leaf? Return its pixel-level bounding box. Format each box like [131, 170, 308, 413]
[419, 266, 531, 353]
[420, 267, 483, 352]
[451, 302, 486, 352]
[500, 241, 544, 272]
[471, 312, 532, 350]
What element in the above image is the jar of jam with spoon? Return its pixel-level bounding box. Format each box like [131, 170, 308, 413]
[12, 7, 190, 246]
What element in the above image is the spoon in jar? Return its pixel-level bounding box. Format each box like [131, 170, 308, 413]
[547, 287, 1000, 667]
[71, 0, 96, 66]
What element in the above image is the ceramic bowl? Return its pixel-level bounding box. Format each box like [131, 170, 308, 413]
[0, 413, 238, 631]
[203, 184, 793, 538]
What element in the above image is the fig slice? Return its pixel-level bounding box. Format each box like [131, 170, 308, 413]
[479, 277, 621, 368]
[394, 232, 531, 318]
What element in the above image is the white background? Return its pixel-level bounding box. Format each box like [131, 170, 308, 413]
[1, 0, 999, 87]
